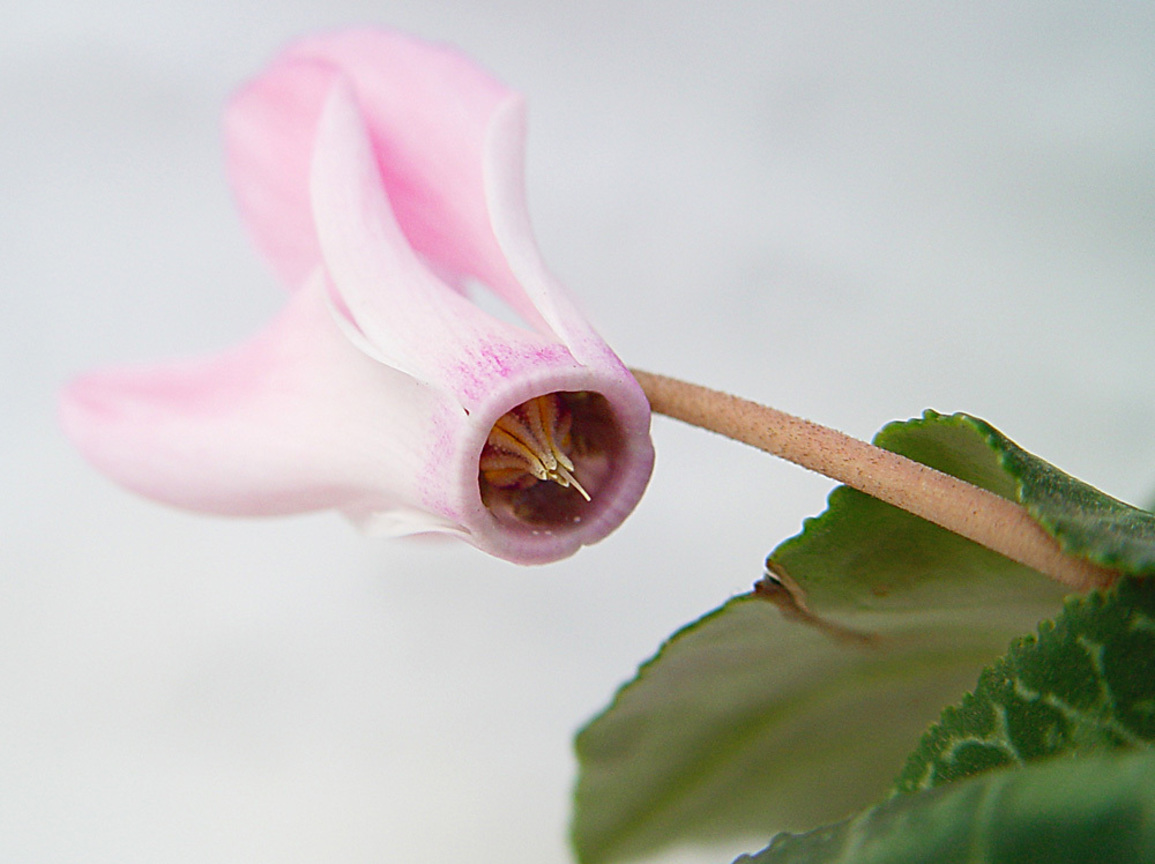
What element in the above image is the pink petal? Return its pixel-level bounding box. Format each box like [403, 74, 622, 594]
[287, 31, 524, 297]
[226, 58, 340, 290]
[307, 78, 581, 410]
[481, 97, 621, 368]
[60, 273, 456, 529]
[225, 29, 553, 334]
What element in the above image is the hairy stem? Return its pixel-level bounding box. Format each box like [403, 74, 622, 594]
[631, 370, 1118, 592]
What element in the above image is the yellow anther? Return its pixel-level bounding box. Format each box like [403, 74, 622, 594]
[535, 396, 576, 473]
[479, 394, 591, 501]
[486, 426, 548, 480]
[554, 462, 591, 501]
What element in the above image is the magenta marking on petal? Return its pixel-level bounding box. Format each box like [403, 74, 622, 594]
[415, 399, 471, 522]
[443, 342, 577, 408]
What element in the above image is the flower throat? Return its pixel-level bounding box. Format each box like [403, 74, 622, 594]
[480, 395, 590, 500]
[478, 391, 624, 529]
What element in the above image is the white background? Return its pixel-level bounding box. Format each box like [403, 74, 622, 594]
[3, 2, 1154, 862]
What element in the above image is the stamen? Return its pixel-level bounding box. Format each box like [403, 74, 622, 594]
[518, 399, 556, 471]
[479, 394, 591, 501]
[554, 462, 592, 501]
[536, 395, 576, 473]
[486, 426, 549, 480]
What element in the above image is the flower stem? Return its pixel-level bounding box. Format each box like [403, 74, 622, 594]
[631, 370, 1118, 592]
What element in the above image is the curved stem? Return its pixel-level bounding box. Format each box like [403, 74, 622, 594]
[631, 370, 1118, 592]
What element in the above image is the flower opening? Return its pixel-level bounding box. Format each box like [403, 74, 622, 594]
[480, 391, 626, 530]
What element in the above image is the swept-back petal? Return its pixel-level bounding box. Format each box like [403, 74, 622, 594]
[308, 79, 580, 411]
[226, 30, 556, 334]
[226, 58, 340, 290]
[226, 32, 513, 289]
[482, 96, 624, 368]
[60, 274, 457, 531]
[287, 31, 518, 293]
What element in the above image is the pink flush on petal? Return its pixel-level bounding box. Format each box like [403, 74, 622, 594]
[60, 28, 654, 565]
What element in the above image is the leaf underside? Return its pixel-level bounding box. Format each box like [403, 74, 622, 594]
[572, 411, 1155, 864]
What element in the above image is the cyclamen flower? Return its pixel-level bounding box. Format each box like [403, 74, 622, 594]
[60, 30, 654, 564]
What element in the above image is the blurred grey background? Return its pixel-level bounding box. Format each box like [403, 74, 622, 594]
[3, 2, 1153, 862]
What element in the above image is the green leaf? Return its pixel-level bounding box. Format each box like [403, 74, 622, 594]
[572, 594, 1025, 864]
[894, 576, 1155, 794]
[770, 411, 1155, 614]
[737, 750, 1155, 864]
[958, 413, 1155, 574]
[572, 411, 1150, 864]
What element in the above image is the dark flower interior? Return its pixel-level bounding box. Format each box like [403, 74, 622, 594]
[479, 391, 624, 532]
